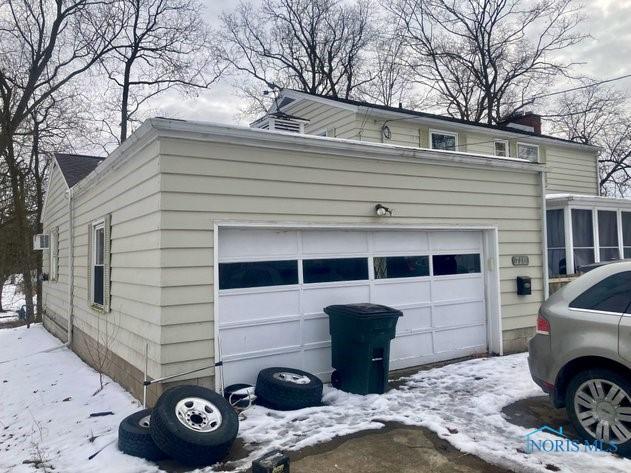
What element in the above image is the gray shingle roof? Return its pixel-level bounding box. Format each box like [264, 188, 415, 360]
[55, 153, 105, 188]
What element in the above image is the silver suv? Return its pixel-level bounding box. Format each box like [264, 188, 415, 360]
[528, 261, 631, 454]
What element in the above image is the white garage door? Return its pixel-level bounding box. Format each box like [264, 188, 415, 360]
[217, 228, 488, 387]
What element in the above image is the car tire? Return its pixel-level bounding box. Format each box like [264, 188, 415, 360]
[149, 385, 239, 466]
[255, 367, 323, 411]
[566, 369, 631, 456]
[118, 409, 168, 462]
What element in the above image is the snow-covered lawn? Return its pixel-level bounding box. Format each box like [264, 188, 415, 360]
[1, 278, 36, 323]
[2, 324, 631, 473]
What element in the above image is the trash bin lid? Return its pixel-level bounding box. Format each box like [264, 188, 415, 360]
[324, 303, 402, 319]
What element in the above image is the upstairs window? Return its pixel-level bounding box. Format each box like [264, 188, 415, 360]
[517, 143, 539, 161]
[430, 130, 457, 151]
[494, 140, 509, 157]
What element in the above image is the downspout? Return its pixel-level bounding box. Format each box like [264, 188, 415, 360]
[66, 187, 75, 346]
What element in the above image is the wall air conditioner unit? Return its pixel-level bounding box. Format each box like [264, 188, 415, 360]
[33, 234, 50, 250]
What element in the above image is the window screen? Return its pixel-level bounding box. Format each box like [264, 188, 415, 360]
[623, 212, 631, 259]
[494, 141, 508, 157]
[570, 271, 631, 313]
[546, 209, 566, 276]
[572, 209, 594, 272]
[433, 254, 481, 276]
[303, 258, 368, 284]
[598, 211, 619, 261]
[219, 260, 298, 290]
[431, 132, 457, 151]
[374, 256, 429, 279]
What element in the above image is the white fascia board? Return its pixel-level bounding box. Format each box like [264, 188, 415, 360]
[149, 117, 544, 173]
[280, 90, 600, 154]
[546, 193, 631, 209]
[41, 159, 69, 224]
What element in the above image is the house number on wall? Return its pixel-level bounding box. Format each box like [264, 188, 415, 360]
[512, 255, 530, 266]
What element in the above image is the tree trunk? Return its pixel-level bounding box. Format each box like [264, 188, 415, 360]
[0, 278, 4, 312]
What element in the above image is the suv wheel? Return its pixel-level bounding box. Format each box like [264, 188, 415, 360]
[567, 369, 631, 455]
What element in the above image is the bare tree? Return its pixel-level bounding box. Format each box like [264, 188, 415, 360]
[549, 84, 631, 196]
[0, 0, 121, 324]
[91, 0, 222, 143]
[389, 0, 586, 124]
[219, 0, 375, 114]
[84, 312, 119, 394]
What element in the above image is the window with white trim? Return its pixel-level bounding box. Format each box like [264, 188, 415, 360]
[517, 143, 539, 161]
[547, 209, 566, 276]
[92, 222, 105, 306]
[430, 130, 457, 151]
[623, 212, 631, 259]
[50, 229, 58, 281]
[494, 140, 509, 157]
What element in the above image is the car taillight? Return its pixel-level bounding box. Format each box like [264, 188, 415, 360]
[536, 312, 550, 335]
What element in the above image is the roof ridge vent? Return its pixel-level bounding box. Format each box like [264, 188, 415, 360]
[251, 112, 310, 134]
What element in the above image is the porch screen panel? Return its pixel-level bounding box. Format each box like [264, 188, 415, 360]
[598, 211, 619, 261]
[546, 209, 566, 276]
[572, 209, 594, 272]
[624, 212, 631, 259]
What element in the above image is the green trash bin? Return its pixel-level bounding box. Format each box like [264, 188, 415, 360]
[324, 303, 402, 395]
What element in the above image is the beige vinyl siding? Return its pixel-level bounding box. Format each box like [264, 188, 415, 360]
[545, 145, 599, 195]
[42, 164, 70, 336]
[284, 100, 356, 138]
[42, 140, 164, 380]
[157, 137, 545, 377]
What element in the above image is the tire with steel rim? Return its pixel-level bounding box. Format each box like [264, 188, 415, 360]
[118, 409, 168, 461]
[256, 367, 323, 411]
[567, 369, 631, 456]
[150, 385, 239, 466]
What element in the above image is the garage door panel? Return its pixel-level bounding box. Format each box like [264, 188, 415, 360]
[301, 284, 370, 313]
[219, 229, 298, 260]
[373, 231, 429, 253]
[433, 277, 484, 302]
[223, 351, 301, 388]
[395, 306, 432, 333]
[432, 301, 486, 328]
[390, 332, 433, 364]
[303, 346, 332, 379]
[430, 231, 482, 251]
[219, 290, 301, 323]
[302, 230, 369, 255]
[372, 280, 430, 306]
[302, 315, 330, 344]
[433, 325, 486, 353]
[220, 320, 301, 356]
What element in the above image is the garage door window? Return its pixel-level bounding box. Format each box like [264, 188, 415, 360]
[219, 260, 298, 289]
[303, 258, 368, 284]
[433, 254, 481, 276]
[374, 256, 429, 279]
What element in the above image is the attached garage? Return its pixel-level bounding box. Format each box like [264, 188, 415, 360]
[216, 226, 501, 388]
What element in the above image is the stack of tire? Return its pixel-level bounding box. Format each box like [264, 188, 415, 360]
[118, 385, 239, 467]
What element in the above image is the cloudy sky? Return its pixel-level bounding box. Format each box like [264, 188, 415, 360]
[157, 0, 631, 126]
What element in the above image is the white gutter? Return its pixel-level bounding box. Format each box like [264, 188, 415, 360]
[541, 172, 550, 300]
[66, 187, 74, 346]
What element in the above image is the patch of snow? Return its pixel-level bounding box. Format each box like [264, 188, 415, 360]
[0, 324, 158, 473]
[1, 277, 36, 322]
[2, 324, 631, 473]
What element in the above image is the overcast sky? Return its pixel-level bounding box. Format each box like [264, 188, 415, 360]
[156, 0, 631, 126]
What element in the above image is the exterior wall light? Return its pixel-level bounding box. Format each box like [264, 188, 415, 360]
[375, 204, 393, 217]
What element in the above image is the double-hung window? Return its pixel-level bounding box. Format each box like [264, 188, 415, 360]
[517, 143, 539, 161]
[92, 222, 105, 307]
[430, 130, 457, 151]
[494, 140, 509, 157]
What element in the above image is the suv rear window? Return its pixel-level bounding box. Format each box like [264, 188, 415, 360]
[570, 271, 631, 313]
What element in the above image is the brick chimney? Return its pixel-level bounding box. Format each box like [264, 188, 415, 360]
[500, 111, 542, 135]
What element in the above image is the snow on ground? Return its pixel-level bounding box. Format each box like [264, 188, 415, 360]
[2, 324, 631, 473]
[1, 277, 36, 323]
[0, 324, 159, 473]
